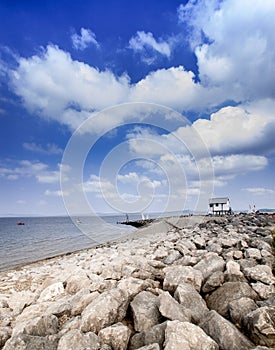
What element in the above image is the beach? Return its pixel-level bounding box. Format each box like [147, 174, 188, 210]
[0, 214, 274, 349]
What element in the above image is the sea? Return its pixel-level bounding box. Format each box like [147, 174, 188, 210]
[0, 214, 143, 272]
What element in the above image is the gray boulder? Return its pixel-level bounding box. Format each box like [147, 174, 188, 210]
[164, 320, 218, 350]
[136, 345, 160, 350]
[243, 306, 275, 347]
[224, 260, 245, 282]
[57, 329, 100, 350]
[65, 272, 92, 294]
[3, 333, 59, 350]
[228, 297, 258, 327]
[129, 322, 167, 349]
[174, 283, 208, 324]
[163, 266, 203, 292]
[243, 265, 275, 285]
[199, 310, 254, 350]
[131, 291, 162, 332]
[206, 281, 258, 317]
[193, 253, 225, 281]
[0, 327, 11, 347]
[98, 323, 131, 350]
[81, 288, 129, 333]
[13, 314, 59, 337]
[202, 271, 224, 293]
[159, 291, 191, 322]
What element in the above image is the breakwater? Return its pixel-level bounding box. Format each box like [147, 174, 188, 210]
[0, 214, 274, 349]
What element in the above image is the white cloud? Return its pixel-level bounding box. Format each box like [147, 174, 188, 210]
[71, 28, 99, 50]
[82, 174, 115, 194]
[129, 31, 173, 63]
[44, 189, 67, 196]
[242, 187, 275, 195]
[0, 160, 66, 184]
[23, 142, 63, 155]
[178, 0, 275, 100]
[193, 105, 275, 155]
[10, 45, 130, 130]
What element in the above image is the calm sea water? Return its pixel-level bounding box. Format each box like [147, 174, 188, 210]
[0, 214, 140, 272]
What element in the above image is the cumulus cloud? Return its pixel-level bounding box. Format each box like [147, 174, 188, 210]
[23, 142, 63, 155]
[71, 28, 99, 50]
[193, 106, 275, 155]
[129, 31, 174, 63]
[242, 187, 275, 195]
[10, 45, 130, 129]
[178, 0, 275, 100]
[0, 160, 67, 184]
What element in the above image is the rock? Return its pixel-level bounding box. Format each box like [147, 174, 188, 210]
[206, 243, 223, 254]
[243, 306, 275, 347]
[129, 322, 167, 349]
[0, 327, 11, 347]
[0, 295, 8, 308]
[15, 303, 50, 324]
[38, 282, 65, 302]
[65, 273, 91, 294]
[228, 297, 258, 327]
[136, 344, 160, 350]
[162, 250, 182, 265]
[81, 288, 129, 333]
[199, 310, 254, 350]
[192, 235, 206, 249]
[13, 314, 59, 337]
[98, 322, 131, 350]
[131, 291, 162, 332]
[233, 250, 243, 259]
[164, 320, 218, 350]
[46, 300, 72, 317]
[3, 333, 59, 350]
[243, 265, 275, 285]
[206, 281, 258, 317]
[257, 296, 275, 308]
[159, 291, 191, 322]
[0, 307, 12, 327]
[224, 260, 245, 282]
[202, 271, 224, 293]
[174, 283, 208, 324]
[84, 272, 107, 292]
[7, 291, 35, 315]
[238, 258, 258, 271]
[117, 277, 152, 299]
[193, 253, 225, 281]
[244, 248, 262, 260]
[57, 329, 100, 350]
[221, 238, 238, 248]
[163, 266, 203, 292]
[71, 291, 99, 316]
[251, 282, 275, 299]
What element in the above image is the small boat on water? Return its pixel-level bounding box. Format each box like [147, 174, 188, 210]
[17, 221, 25, 225]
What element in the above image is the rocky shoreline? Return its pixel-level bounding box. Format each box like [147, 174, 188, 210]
[0, 214, 274, 349]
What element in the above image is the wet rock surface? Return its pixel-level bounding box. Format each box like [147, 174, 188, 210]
[0, 214, 274, 349]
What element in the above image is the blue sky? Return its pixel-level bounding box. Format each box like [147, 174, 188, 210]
[0, 0, 274, 216]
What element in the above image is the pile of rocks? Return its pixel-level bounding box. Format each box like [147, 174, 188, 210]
[0, 214, 274, 349]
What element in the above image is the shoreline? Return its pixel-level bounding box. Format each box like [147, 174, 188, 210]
[0, 215, 205, 274]
[0, 213, 274, 349]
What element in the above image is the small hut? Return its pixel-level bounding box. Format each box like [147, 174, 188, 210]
[209, 197, 232, 215]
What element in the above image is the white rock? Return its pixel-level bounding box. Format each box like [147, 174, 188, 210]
[164, 320, 218, 350]
[38, 282, 65, 302]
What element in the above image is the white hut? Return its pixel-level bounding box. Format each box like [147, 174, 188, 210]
[209, 197, 232, 215]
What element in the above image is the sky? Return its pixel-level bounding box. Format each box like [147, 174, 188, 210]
[0, 0, 274, 216]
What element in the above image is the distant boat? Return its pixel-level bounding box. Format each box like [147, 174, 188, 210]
[17, 221, 25, 225]
[76, 219, 82, 224]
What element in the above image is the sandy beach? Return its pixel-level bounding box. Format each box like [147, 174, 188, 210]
[0, 214, 274, 349]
